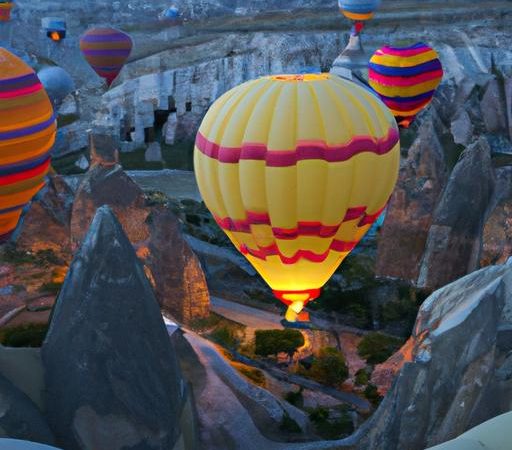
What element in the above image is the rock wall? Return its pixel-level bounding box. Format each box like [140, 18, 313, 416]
[354, 262, 512, 450]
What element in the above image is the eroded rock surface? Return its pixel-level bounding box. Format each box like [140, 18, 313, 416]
[42, 206, 187, 450]
[355, 263, 512, 450]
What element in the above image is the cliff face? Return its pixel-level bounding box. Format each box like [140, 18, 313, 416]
[354, 262, 512, 450]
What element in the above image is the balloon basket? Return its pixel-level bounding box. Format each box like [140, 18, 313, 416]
[281, 319, 315, 330]
[281, 311, 318, 330]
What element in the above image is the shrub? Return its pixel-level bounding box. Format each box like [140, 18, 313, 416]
[254, 329, 304, 358]
[357, 332, 403, 364]
[364, 383, 383, 407]
[308, 347, 349, 387]
[355, 368, 369, 386]
[39, 281, 63, 294]
[284, 387, 304, 407]
[210, 326, 237, 349]
[309, 406, 353, 440]
[279, 412, 302, 433]
[237, 366, 266, 387]
[0, 323, 49, 348]
[190, 313, 222, 331]
[357, 332, 402, 364]
[309, 406, 330, 423]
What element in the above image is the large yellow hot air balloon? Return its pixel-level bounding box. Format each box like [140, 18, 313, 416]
[194, 74, 400, 322]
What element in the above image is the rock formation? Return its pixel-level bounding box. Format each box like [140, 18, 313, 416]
[145, 208, 210, 324]
[69, 136, 210, 324]
[354, 262, 512, 450]
[376, 116, 449, 282]
[417, 137, 495, 289]
[42, 206, 189, 450]
[16, 174, 74, 256]
[70, 156, 150, 249]
[481, 167, 512, 266]
[0, 373, 55, 445]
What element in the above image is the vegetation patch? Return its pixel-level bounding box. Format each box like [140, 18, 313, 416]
[284, 387, 304, 408]
[305, 347, 349, 387]
[355, 368, 369, 386]
[38, 281, 63, 295]
[0, 323, 49, 348]
[254, 329, 304, 359]
[364, 383, 383, 407]
[57, 113, 79, 128]
[0, 246, 64, 267]
[357, 332, 404, 364]
[279, 412, 302, 434]
[52, 150, 88, 175]
[231, 362, 266, 387]
[308, 405, 354, 440]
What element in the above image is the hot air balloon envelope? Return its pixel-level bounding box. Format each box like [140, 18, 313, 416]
[79, 27, 132, 87]
[194, 73, 400, 320]
[368, 42, 443, 127]
[0, 1, 13, 22]
[42, 17, 66, 41]
[0, 48, 56, 243]
[162, 6, 180, 20]
[338, 0, 381, 21]
[37, 66, 75, 108]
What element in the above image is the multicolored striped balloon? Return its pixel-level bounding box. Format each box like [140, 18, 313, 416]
[0, 48, 56, 243]
[0, 1, 13, 21]
[194, 74, 400, 322]
[368, 42, 444, 128]
[79, 28, 133, 88]
[338, 0, 381, 21]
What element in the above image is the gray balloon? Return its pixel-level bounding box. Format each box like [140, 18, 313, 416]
[37, 66, 75, 108]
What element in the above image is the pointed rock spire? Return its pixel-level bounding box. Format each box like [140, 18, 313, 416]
[42, 206, 185, 450]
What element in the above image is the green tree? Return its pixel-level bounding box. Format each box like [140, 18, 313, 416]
[357, 332, 403, 364]
[355, 368, 369, 386]
[309, 347, 349, 387]
[364, 383, 383, 407]
[254, 329, 304, 359]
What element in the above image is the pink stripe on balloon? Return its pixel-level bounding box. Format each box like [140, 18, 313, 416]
[239, 239, 358, 264]
[196, 128, 399, 167]
[213, 204, 384, 239]
[0, 83, 43, 99]
[381, 97, 432, 112]
[378, 46, 431, 57]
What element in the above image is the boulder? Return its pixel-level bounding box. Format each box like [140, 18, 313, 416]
[145, 142, 163, 162]
[357, 262, 512, 450]
[506, 77, 512, 142]
[376, 116, 448, 282]
[0, 373, 55, 445]
[481, 167, 512, 266]
[164, 112, 178, 145]
[417, 137, 495, 289]
[74, 155, 89, 171]
[143, 208, 210, 325]
[16, 174, 74, 256]
[481, 78, 507, 134]
[70, 164, 150, 249]
[0, 346, 45, 411]
[42, 206, 187, 450]
[450, 109, 474, 146]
